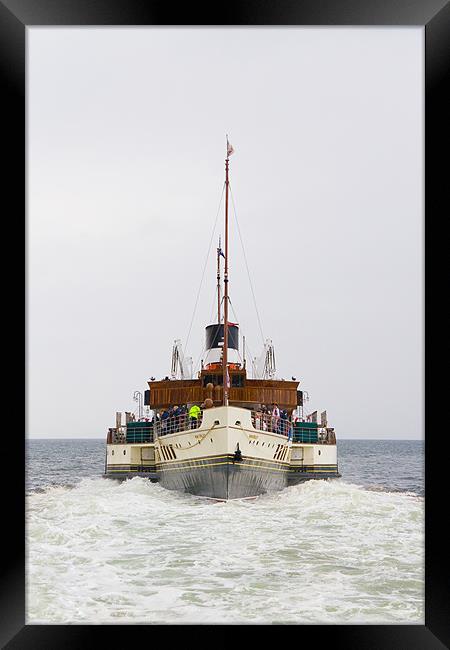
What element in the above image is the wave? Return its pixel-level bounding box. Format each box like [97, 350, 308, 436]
[26, 475, 424, 624]
[26, 473, 423, 500]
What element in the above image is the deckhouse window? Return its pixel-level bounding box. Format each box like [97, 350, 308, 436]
[202, 373, 245, 387]
[202, 373, 244, 387]
[203, 374, 223, 386]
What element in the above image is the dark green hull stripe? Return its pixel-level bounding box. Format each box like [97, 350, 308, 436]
[106, 457, 338, 474]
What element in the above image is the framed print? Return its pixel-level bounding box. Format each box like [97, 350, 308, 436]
[2, 0, 449, 647]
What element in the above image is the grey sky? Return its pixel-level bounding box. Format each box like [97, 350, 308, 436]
[27, 27, 423, 439]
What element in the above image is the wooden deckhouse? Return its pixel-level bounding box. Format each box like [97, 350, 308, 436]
[147, 370, 300, 412]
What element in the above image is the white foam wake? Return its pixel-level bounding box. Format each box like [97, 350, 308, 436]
[26, 477, 424, 624]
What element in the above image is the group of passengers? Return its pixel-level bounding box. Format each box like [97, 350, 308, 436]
[154, 402, 293, 437]
[252, 403, 293, 437]
[155, 404, 202, 435]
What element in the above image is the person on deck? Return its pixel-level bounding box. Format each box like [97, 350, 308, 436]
[180, 404, 188, 430]
[261, 405, 268, 431]
[271, 403, 280, 433]
[161, 409, 169, 435]
[287, 416, 293, 442]
[167, 406, 175, 433]
[172, 405, 181, 432]
[188, 404, 201, 429]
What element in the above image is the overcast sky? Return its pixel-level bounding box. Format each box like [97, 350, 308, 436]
[27, 27, 423, 439]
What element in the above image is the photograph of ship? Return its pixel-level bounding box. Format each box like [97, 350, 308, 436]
[104, 138, 340, 499]
[27, 27, 423, 624]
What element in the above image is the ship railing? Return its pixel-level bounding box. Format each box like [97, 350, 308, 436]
[108, 415, 202, 443]
[153, 413, 203, 437]
[108, 415, 335, 444]
[249, 413, 336, 444]
[250, 411, 292, 436]
[109, 426, 126, 444]
[291, 423, 336, 444]
[108, 425, 154, 444]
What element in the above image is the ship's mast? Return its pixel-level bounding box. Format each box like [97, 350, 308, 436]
[223, 137, 233, 405]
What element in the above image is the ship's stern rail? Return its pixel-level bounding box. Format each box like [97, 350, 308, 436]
[108, 422, 155, 445]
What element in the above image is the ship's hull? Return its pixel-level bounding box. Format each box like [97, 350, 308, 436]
[104, 406, 340, 500]
[103, 458, 340, 500]
[157, 453, 289, 500]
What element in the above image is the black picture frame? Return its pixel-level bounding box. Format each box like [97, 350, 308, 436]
[3, 0, 449, 647]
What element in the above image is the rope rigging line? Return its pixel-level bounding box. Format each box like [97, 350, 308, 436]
[191, 289, 223, 374]
[194, 321, 223, 373]
[229, 184, 265, 346]
[228, 297, 256, 373]
[184, 183, 225, 356]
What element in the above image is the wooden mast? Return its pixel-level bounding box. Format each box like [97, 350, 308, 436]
[223, 140, 231, 405]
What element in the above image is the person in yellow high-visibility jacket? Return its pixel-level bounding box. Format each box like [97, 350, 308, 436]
[188, 404, 201, 429]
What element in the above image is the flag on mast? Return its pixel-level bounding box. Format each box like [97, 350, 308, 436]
[226, 366, 231, 389]
[226, 137, 234, 158]
[218, 236, 225, 258]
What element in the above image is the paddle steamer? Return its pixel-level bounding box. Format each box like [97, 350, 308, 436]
[104, 141, 340, 499]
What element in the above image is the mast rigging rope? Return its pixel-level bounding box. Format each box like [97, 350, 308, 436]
[229, 184, 265, 346]
[192, 289, 223, 373]
[184, 183, 225, 356]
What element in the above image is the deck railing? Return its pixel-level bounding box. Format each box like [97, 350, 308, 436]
[107, 412, 335, 444]
[250, 411, 292, 436]
[153, 414, 203, 437]
[250, 412, 335, 443]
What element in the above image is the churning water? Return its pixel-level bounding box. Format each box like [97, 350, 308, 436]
[26, 439, 424, 624]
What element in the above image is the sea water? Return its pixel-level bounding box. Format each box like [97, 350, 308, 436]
[26, 439, 424, 624]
